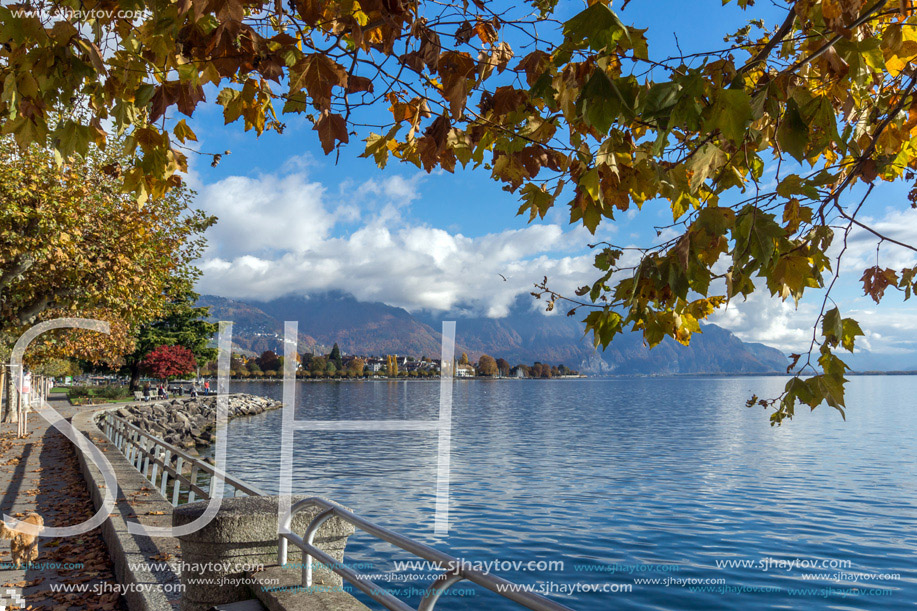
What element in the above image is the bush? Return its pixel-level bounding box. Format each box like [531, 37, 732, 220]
[68, 384, 131, 401]
[97, 385, 131, 400]
[67, 385, 93, 399]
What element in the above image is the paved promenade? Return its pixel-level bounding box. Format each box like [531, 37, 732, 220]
[0, 395, 124, 610]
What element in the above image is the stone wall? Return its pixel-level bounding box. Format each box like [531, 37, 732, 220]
[114, 394, 280, 451]
[173, 496, 363, 611]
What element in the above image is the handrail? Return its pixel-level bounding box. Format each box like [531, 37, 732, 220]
[280, 497, 575, 611]
[100, 409, 576, 611]
[99, 411, 265, 504]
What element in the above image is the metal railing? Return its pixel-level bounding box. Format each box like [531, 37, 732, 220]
[100, 410, 574, 611]
[98, 411, 265, 505]
[280, 497, 574, 611]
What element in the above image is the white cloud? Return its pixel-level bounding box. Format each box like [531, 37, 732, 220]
[199, 172, 333, 258]
[840, 206, 917, 272]
[710, 289, 817, 353]
[195, 167, 596, 316]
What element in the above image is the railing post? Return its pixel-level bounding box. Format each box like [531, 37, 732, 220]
[126, 431, 135, 464]
[188, 464, 199, 503]
[150, 444, 160, 484]
[302, 507, 335, 587]
[137, 436, 144, 470]
[418, 572, 466, 611]
[172, 456, 183, 505]
[143, 438, 156, 474]
[159, 449, 171, 496]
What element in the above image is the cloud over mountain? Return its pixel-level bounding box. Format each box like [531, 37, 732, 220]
[196, 165, 596, 317]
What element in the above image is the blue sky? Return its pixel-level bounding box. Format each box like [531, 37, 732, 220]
[180, 0, 917, 367]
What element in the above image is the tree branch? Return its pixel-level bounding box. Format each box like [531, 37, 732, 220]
[0, 256, 36, 292]
[739, 3, 798, 74]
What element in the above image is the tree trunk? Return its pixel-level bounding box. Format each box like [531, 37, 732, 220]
[129, 363, 142, 392]
[0, 367, 6, 423]
[21, 372, 30, 416]
[5, 371, 18, 424]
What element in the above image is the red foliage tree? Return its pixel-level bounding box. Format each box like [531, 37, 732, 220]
[257, 350, 281, 372]
[141, 345, 197, 380]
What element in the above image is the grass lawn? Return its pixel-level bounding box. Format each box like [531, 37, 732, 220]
[69, 396, 136, 406]
[66, 385, 135, 406]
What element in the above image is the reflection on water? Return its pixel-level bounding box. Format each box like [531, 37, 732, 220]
[207, 376, 917, 610]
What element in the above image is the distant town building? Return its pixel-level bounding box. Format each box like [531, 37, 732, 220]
[304, 344, 329, 357]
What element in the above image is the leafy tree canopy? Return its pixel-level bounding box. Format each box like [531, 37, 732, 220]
[141, 344, 197, 380]
[257, 349, 281, 371]
[0, 134, 213, 365]
[310, 355, 327, 372]
[347, 356, 365, 374]
[3, 0, 917, 421]
[329, 342, 343, 368]
[122, 282, 218, 388]
[477, 354, 498, 375]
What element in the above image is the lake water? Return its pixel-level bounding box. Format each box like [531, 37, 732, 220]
[212, 377, 917, 610]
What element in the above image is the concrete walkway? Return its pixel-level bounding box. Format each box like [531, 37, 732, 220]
[0, 395, 124, 610]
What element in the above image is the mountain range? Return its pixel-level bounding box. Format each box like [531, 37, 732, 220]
[198, 293, 789, 375]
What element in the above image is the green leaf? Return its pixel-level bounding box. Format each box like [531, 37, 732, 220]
[776, 174, 820, 200]
[517, 183, 554, 221]
[841, 318, 864, 352]
[777, 99, 809, 162]
[785, 376, 814, 407]
[580, 168, 601, 201]
[822, 307, 843, 345]
[818, 348, 849, 377]
[583, 309, 623, 348]
[578, 70, 620, 134]
[705, 88, 752, 144]
[688, 143, 726, 193]
[734, 206, 782, 269]
[53, 121, 91, 157]
[562, 3, 626, 51]
[594, 248, 622, 271]
[809, 374, 847, 414]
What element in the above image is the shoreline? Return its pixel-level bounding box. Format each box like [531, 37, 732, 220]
[112, 394, 281, 452]
[208, 374, 589, 382]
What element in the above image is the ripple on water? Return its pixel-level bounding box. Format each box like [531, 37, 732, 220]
[208, 377, 917, 610]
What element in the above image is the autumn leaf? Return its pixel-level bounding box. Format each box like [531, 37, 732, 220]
[860, 266, 898, 303]
[314, 111, 349, 154]
[290, 54, 348, 109]
[437, 51, 476, 118]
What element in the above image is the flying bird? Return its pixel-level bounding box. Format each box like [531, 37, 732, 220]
[498, 274, 507, 282]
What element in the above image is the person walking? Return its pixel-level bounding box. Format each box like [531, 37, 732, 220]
[203, 380, 210, 396]
[142, 383, 151, 402]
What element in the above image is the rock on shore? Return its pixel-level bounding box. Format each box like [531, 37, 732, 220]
[112, 394, 281, 451]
